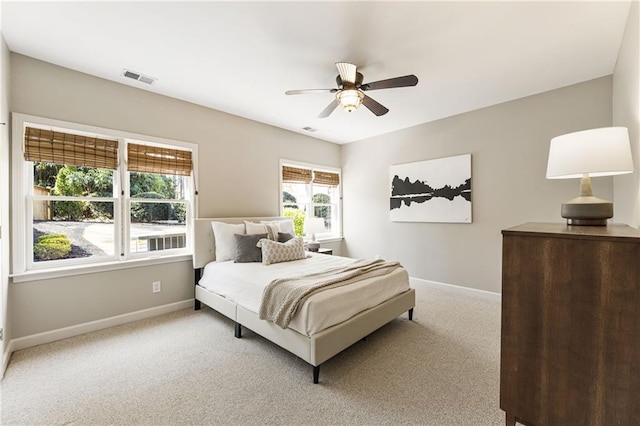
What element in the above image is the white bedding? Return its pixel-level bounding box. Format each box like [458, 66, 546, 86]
[198, 253, 410, 336]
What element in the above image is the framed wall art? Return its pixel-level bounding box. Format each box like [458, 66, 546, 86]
[390, 153, 472, 223]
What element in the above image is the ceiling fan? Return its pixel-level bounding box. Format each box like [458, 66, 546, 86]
[285, 62, 418, 118]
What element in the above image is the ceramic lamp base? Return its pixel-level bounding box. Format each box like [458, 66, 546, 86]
[561, 196, 613, 226]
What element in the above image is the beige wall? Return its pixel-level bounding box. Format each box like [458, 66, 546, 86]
[341, 77, 613, 293]
[613, 0, 640, 228]
[9, 54, 341, 338]
[10, 262, 194, 338]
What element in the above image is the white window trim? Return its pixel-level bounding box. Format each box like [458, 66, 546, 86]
[279, 158, 343, 240]
[11, 113, 198, 278]
[10, 254, 192, 283]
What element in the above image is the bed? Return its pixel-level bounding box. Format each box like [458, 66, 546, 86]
[192, 217, 415, 383]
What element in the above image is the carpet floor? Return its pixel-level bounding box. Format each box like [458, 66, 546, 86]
[1, 284, 505, 425]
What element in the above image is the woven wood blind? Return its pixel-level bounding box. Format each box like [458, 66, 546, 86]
[24, 127, 119, 169]
[128, 143, 193, 176]
[313, 170, 340, 186]
[282, 165, 312, 183]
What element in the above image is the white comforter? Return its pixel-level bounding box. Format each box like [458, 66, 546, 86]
[198, 253, 410, 336]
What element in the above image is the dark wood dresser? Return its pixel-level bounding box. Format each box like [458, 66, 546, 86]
[500, 223, 640, 426]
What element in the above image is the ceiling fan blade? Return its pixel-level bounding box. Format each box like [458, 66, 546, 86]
[362, 95, 389, 116]
[361, 75, 418, 91]
[336, 62, 357, 85]
[318, 99, 339, 118]
[285, 89, 337, 95]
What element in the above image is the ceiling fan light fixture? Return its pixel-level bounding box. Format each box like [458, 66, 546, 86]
[337, 89, 364, 112]
[285, 62, 417, 117]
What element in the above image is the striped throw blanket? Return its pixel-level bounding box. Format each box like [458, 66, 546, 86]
[258, 259, 401, 329]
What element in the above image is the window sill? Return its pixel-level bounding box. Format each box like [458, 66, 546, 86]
[317, 236, 343, 244]
[10, 254, 192, 283]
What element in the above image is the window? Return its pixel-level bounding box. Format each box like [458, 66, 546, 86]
[126, 142, 191, 255]
[280, 160, 341, 239]
[12, 114, 196, 274]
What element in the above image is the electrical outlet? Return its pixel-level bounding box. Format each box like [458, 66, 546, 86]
[152, 281, 161, 293]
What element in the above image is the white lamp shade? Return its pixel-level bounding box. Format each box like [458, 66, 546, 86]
[304, 217, 325, 239]
[546, 127, 634, 179]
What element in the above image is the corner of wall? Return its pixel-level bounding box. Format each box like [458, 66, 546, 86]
[1, 30, 12, 377]
[613, 0, 640, 228]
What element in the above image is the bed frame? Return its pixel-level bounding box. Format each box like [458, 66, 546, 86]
[192, 217, 415, 383]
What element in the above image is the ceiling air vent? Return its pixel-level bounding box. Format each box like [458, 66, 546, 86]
[122, 69, 157, 85]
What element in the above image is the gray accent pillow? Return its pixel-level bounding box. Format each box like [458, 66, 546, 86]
[234, 233, 268, 263]
[278, 232, 295, 243]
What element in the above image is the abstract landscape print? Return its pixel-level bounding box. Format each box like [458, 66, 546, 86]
[390, 154, 471, 223]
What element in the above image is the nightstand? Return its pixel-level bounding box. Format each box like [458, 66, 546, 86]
[316, 248, 333, 255]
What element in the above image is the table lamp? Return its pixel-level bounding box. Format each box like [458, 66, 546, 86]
[546, 126, 634, 226]
[304, 217, 325, 251]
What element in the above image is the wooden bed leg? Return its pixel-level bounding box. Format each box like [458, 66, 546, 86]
[234, 322, 242, 338]
[194, 299, 201, 311]
[408, 308, 414, 321]
[313, 365, 320, 384]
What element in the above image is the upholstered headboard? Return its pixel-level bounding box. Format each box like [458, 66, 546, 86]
[192, 217, 289, 269]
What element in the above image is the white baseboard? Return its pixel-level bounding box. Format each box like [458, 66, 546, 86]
[9, 299, 194, 354]
[410, 277, 501, 301]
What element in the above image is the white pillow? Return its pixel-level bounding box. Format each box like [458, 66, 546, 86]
[261, 219, 295, 235]
[244, 221, 267, 234]
[258, 237, 306, 265]
[211, 222, 245, 261]
[245, 221, 280, 241]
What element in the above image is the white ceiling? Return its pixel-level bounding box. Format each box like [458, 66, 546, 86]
[1, 1, 632, 144]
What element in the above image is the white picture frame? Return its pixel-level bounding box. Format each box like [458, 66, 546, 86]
[390, 154, 472, 223]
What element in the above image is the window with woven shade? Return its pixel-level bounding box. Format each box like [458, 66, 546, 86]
[280, 161, 342, 239]
[127, 143, 193, 255]
[13, 114, 196, 274]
